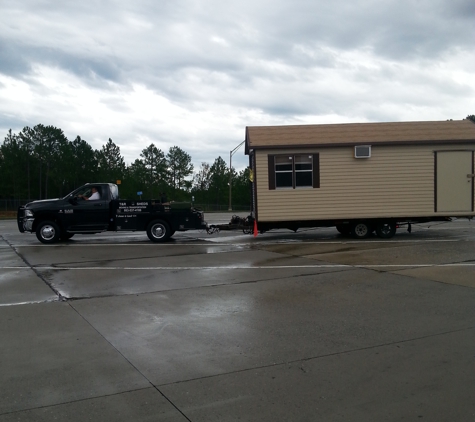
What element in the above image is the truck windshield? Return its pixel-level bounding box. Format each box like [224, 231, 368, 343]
[63, 186, 84, 199]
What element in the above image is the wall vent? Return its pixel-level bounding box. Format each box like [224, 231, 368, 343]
[355, 145, 371, 158]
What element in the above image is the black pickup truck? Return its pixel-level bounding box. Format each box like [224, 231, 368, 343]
[17, 183, 207, 244]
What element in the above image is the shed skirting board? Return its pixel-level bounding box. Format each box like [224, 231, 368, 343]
[255, 144, 474, 221]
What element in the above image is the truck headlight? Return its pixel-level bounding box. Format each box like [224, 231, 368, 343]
[25, 209, 34, 217]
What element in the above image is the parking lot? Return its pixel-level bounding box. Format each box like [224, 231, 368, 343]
[1, 215, 474, 421]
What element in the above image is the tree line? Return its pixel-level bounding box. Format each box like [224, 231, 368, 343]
[3, 117, 473, 209]
[0, 124, 251, 210]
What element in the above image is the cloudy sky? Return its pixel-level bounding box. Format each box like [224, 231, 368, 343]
[1, 0, 473, 171]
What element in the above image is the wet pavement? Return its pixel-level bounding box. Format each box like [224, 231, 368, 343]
[0, 215, 474, 421]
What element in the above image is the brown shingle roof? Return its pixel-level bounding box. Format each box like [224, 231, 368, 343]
[245, 120, 475, 153]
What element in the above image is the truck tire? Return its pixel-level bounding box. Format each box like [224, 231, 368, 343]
[375, 221, 397, 239]
[36, 221, 61, 244]
[351, 221, 371, 239]
[147, 220, 171, 242]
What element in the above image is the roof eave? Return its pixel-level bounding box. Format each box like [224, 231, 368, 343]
[248, 138, 475, 150]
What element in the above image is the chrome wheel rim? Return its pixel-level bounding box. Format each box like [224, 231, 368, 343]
[151, 224, 165, 239]
[41, 225, 56, 241]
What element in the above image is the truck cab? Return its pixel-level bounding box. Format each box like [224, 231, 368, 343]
[18, 183, 119, 243]
[62, 184, 119, 232]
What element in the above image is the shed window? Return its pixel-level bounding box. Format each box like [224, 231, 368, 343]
[268, 154, 320, 190]
[275, 156, 293, 188]
[294, 155, 313, 187]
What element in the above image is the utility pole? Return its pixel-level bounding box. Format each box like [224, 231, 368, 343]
[228, 140, 245, 211]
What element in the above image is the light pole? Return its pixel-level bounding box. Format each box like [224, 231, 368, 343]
[228, 140, 245, 211]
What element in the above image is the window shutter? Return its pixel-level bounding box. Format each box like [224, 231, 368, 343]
[312, 153, 320, 188]
[268, 155, 276, 190]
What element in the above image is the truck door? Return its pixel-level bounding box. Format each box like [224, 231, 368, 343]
[67, 185, 110, 231]
[436, 151, 474, 213]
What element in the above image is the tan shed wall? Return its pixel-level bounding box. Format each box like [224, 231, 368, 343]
[254, 144, 475, 222]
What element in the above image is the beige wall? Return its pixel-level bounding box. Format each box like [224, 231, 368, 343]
[254, 144, 475, 222]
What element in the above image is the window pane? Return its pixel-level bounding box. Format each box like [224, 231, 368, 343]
[294, 155, 312, 164]
[275, 156, 293, 172]
[295, 155, 311, 167]
[275, 156, 293, 164]
[276, 172, 293, 188]
[295, 163, 312, 171]
[295, 155, 313, 187]
[275, 155, 293, 187]
[295, 171, 312, 187]
[276, 163, 293, 171]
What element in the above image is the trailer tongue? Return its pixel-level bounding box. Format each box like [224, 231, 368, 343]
[206, 215, 255, 235]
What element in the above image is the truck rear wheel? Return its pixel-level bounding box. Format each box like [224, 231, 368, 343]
[375, 221, 397, 239]
[351, 221, 372, 239]
[147, 220, 171, 242]
[36, 221, 60, 244]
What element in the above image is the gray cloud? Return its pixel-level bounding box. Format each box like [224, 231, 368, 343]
[0, 41, 32, 77]
[0, 0, 473, 168]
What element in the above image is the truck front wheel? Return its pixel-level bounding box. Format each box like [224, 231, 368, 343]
[36, 221, 60, 244]
[147, 220, 171, 242]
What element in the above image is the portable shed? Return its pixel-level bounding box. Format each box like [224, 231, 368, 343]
[245, 119, 475, 237]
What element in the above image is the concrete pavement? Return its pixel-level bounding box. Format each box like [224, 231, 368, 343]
[0, 216, 474, 421]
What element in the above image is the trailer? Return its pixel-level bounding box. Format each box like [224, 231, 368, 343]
[245, 119, 475, 238]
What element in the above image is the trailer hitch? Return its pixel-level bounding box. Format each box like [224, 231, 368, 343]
[206, 215, 254, 235]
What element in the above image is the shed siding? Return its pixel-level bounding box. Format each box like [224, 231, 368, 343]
[255, 144, 474, 221]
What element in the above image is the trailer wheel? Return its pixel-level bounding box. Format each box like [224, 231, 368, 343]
[36, 221, 60, 244]
[351, 221, 371, 239]
[147, 220, 171, 242]
[375, 221, 397, 239]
